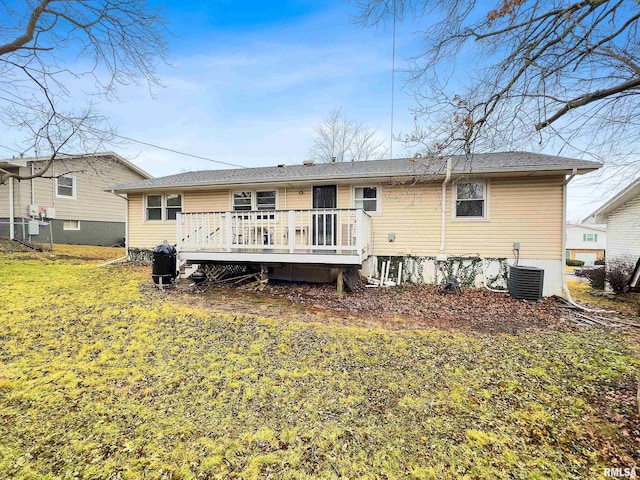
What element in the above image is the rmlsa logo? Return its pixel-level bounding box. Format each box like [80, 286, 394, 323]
[604, 467, 637, 478]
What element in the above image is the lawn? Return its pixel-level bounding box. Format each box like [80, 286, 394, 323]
[567, 279, 640, 316]
[0, 245, 638, 479]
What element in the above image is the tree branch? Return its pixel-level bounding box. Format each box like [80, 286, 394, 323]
[536, 77, 640, 130]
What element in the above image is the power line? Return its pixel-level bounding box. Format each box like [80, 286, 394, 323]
[86, 127, 248, 169]
[0, 95, 249, 169]
[0, 143, 23, 155]
[390, 2, 397, 160]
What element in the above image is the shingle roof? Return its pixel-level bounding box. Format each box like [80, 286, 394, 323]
[0, 151, 152, 180]
[112, 151, 601, 192]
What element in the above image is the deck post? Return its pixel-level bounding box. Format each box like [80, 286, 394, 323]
[355, 209, 364, 261]
[176, 213, 182, 252]
[337, 268, 344, 296]
[225, 213, 233, 252]
[288, 210, 295, 253]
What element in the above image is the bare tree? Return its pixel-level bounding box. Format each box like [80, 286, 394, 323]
[354, 0, 640, 171]
[310, 108, 389, 163]
[0, 0, 167, 185]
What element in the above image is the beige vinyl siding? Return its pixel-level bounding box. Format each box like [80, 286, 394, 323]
[128, 193, 178, 248]
[606, 194, 640, 260]
[370, 176, 564, 259]
[12, 158, 144, 222]
[184, 190, 229, 212]
[0, 168, 21, 217]
[337, 185, 350, 208]
[127, 176, 565, 259]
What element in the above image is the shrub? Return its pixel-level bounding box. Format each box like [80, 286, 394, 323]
[566, 259, 585, 267]
[586, 267, 605, 290]
[607, 258, 635, 294]
[594, 259, 605, 266]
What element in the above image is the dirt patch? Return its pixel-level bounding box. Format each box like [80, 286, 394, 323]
[155, 277, 598, 335]
[0, 237, 34, 254]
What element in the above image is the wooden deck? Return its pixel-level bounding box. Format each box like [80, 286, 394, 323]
[177, 208, 372, 266]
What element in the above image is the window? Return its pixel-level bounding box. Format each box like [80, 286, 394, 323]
[233, 191, 252, 211]
[63, 220, 80, 231]
[354, 187, 379, 213]
[455, 182, 486, 218]
[232, 190, 277, 212]
[146, 195, 163, 220]
[166, 194, 182, 220]
[146, 194, 182, 221]
[256, 191, 276, 210]
[583, 233, 598, 242]
[56, 175, 76, 198]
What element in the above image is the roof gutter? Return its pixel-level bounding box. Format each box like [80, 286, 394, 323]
[111, 166, 598, 194]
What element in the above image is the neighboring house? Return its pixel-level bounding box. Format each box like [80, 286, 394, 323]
[565, 223, 607, 265]
[584, 176, 640, 264]
[0, 152, 151, 246]
[113, 152, 601, 296]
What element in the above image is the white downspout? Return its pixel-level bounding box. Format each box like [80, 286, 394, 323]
[9, 177, 14, 240]
[562, 168, 586, 305]
[30, 162, 35, 205]
[438, 158, 452, 259]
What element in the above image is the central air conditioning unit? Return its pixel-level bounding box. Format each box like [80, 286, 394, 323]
[508, 265, 545, 301]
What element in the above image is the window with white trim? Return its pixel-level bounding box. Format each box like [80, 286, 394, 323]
[63, 220, 80, 230]
[165, 194, 183, 220]
[232, 190, 277, 211]
[256, 191, 276, 210]
[583, 233, 598, 242]
[354, 186, 379, 213]
[455, 182, 486, 218]
[233, 191, 253, 211]
[146, 194, 182, 221]
[56, 175, 76, 198]
[146, 194, 163, 220]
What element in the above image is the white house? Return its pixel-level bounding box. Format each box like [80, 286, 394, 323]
[565, 223, 606, 265]
[584, 177, 640, 262]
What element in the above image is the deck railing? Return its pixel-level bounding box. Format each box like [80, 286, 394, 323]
[177, 208, 372, 260]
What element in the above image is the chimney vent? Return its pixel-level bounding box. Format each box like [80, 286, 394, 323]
[330, 156, 336, 163]
[302, 159, 314, 166]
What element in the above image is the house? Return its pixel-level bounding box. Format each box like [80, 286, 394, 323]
[565, 223, 607, 265]
[584, 176, 640, 266]
[112, 152, 601, 296]
[0, 152, 151, 246]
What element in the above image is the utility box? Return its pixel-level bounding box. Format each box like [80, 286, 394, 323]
[28, 221, 39, 236]
[28, 204, 38, 216]
[45, 207, 56, 218]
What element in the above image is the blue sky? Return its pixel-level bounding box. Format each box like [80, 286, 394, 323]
[98, 0, 416, 173]
[0, 0, 621, 221]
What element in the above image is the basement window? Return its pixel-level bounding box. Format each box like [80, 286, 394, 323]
[63, 220, 80, 231]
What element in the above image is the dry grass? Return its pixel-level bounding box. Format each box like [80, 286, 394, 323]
[0, 248, 638, 478]
[567, 279, 640, 316]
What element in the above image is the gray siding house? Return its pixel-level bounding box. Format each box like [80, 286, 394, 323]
[0, 152, 150, 246]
